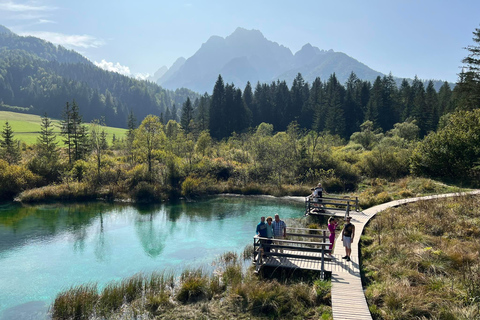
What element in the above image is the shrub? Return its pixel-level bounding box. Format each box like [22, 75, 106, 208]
[181, 176, 202, 197]
[0, 160, 40, 200]
[132, 181, 157, 203]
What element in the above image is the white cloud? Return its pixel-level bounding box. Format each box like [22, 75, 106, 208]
[19, 31, 105, 48]
[94, 59, 131, 76]
[38, 18, 55, 24]
[94, 60, 151, 80]
[0, 1, 56, 12]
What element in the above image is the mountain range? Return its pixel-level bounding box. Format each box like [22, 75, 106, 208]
[155, 27, 386, 93]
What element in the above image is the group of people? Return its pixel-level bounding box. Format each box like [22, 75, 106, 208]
[328, 216, 355, 261]
[256, 213, 355, 262]
[255, 214, 286, 253]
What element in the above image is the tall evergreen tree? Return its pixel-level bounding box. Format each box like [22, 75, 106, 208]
[438, 81, 453, 115]
[274, 80, 291, 130]
[180, 97, 194, 133]
[378, 74, 398, 131]
[171, 104, 178, 122]
[324, 73, 345, 137]
[37, 113, 58, 160]
[195, 93, 210, 132]
[365, 76, 382, 127]
[209, 75, 226, 139]
[425, 81, 439, 132]
[0, 121, 21, 164]
[344, 72, 363, 137]
[242, 81, 255, 125]
[61, 100, 89, 163]
[289, 73, 309, 128]
[456, 24, 480, 109]
[399, 79, 414, 121]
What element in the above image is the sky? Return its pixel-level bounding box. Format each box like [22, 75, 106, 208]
[1, 0, 479, 83]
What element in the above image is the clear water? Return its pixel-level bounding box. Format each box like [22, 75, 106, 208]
[0, 197, 303, 319]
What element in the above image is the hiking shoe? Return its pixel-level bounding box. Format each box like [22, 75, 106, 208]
[346, 256, 351, 262]
[342, 256, 348, 259]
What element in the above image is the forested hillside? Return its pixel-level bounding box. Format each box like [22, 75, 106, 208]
[0, 26, 199, 127]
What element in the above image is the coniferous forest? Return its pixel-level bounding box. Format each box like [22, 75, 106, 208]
[1, 25, 480, 203]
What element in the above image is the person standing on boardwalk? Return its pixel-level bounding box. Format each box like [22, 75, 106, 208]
[312, 183, 327, 212]
[342, 216, 355, 261]
[256, 216, 268, 254]
[272, 214, 287, 253]
[256, 216, 267, 238]
[327, 217, 338, 252]
[264, 216, 274, 253]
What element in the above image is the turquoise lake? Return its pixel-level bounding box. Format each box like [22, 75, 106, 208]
[0, 197, 304, 319]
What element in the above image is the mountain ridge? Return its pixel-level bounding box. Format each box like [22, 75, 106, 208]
[158, 28, 386, 93]
[157, 28, 451, 93]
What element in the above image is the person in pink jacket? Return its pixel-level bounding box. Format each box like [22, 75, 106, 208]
[327, 217, 338, 252]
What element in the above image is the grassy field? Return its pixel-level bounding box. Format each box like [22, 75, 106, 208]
[361, 194, 480, 319]
[0, 111, 127, 145]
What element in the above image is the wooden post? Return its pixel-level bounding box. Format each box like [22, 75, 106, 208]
[355, 197, 359, 211]
[321, 230, 326, 280]
[346, 201, 350, 220]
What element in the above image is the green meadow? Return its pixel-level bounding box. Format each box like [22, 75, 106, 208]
[0, 111, 127, 145]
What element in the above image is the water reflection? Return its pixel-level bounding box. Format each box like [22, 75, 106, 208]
[135, 208, 167, 258]
[0, 197, 304, 319]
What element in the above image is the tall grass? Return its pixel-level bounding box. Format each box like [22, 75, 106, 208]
[362, 194, 480, 319]
[52, 251, 333, 319]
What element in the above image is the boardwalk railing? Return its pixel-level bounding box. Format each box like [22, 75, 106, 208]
[305, 195, 359, 217]
[253, 227, 332, 278]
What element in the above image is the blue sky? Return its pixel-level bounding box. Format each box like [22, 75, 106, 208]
[1, 0, 479, 83]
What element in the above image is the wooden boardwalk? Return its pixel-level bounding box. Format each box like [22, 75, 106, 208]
[276, 191, 480, 319]
[329, 191, 480, 320]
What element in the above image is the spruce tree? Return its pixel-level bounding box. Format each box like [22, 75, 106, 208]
[171, 104, 178, 122]
[458, 25, 480, 109]
[209, 75, 226, 139]
[0, 121, 21, 164]
[37, 113, 58, 160]
[195, 93, 210, 132]
[61, 100, 89, 163]
[180, 97, 194, 133]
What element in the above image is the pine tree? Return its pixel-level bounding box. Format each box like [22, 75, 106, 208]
[344, 72, 362, 137]
[365, 76, 382, 127]
[180, 97, 194, 133]
[0, 121, 21, 164]
[37, 113, 58, 160]
[307, 77, 325, 132]
[457, 25, 480, 109]
[171, 104, 178, 122]
[61, 100, 89, 163]
[289, 73, 309, 128]
[209, 75, 226, 139]
[324, 74, 345, 137]
[196, 93, 210, 132]
[438, 82, 453, 115]
[399, 79, 414, 121]
[425, 81, 439, 132]
[242, 81, 254, 125]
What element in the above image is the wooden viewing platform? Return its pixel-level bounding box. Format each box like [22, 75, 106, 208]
[305, 195, 359, 218]
[253, 227, 332, 278]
